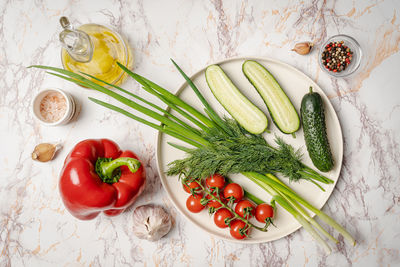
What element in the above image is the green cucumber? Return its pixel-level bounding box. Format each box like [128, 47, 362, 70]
[242, 60, 300, 134]
[300, 87, 334, 172]
[205, 64, 268, 134]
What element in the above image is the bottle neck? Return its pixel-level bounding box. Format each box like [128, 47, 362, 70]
[59, 17, 93, 63]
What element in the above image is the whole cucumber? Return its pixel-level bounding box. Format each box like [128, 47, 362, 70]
[301, 87, 334, 172]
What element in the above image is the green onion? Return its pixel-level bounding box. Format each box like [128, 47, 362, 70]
[88, 98, 203, 148]
[170, 59, 229, 133]
[245, 172, 355, 246]
[81, 72, 202, 135]
[31, 66, 210, 147]
[269, 175, 338, 243]
[243, 172, 332, 253]
[117, 62, 215, 128]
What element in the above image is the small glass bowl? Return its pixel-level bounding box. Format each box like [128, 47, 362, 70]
[318, 34, 362, 78]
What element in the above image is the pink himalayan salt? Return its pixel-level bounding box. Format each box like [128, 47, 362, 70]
[39, 92, 67, 123]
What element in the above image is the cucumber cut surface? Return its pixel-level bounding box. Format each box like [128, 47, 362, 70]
[242, 60, 300, 134]
[205, 64, 268, 134]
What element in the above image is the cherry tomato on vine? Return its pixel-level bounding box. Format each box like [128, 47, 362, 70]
[205, 174, 225, 191]
[182, 181, 201, 194]
[206, 192, 224, 208]
[235, 199, 255, 219]
[214, 208, 233, 228]
[186, 194, 205, 213]
[255, 203, 274, 223]
[230, 220, 250, 239]
[223, 183, 244, 203]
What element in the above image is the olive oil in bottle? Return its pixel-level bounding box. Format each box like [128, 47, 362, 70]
[59, 17, 132, 87]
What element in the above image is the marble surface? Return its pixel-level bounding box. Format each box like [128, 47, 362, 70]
[1, 0, 399, 266]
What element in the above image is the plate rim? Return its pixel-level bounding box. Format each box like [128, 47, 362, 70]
[155, 56, 343, 244]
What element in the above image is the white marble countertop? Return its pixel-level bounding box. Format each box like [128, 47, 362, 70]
[1, 0, 399, 266]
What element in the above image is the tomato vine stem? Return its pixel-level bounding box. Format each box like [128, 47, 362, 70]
[197, 181, 270, 233]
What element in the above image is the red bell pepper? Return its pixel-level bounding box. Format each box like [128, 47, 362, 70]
[59, 139, 146, 220]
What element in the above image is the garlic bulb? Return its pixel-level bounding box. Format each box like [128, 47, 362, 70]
[132, 204, 172, 241]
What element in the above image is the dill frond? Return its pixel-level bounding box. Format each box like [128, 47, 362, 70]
[167, 118, 305, 182]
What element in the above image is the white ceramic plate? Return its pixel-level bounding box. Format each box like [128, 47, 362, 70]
[156, 57, 343, 243]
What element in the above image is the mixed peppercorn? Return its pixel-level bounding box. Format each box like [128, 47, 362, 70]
[321, 41, 353, 73]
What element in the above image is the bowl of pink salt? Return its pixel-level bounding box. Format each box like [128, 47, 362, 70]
[32, 88, 75, 126]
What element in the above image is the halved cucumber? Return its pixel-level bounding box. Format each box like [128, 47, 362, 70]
[205, 64, 268, 134]
[242, 60, 300, 134]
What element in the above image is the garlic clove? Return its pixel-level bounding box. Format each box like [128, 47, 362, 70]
[31, 143, 60, 162]
[132, 204, 172, 241]
[291, 42, 313, 55]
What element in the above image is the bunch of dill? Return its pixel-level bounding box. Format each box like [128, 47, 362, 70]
[167, 118, 303, 182]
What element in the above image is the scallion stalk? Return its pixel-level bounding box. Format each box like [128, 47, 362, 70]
[266, 174, 338, 243]
[88, 98, 203, 148]
[117, 62, 215, 128]
[247, 172, 355, 246]
[33, 66, 210, 147]
[170, 59, 229, 132]
[81, 72, 202, 136]
[140, 85, 210, 133]
[244, 172, 332, 253]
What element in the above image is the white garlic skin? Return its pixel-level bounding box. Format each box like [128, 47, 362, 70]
[132, 204, 172, 241]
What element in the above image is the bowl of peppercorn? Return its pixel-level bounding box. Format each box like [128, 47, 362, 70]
[319, 34, 362, 77]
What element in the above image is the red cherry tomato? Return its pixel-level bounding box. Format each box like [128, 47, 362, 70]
[223, 183, 244, 203]
[182, 181, 201, 194]
[214, 208, 233, 228]
[230, 220, 250, 239]
[206, 192, 224, 208]
[255, 203, 274, 223]
[205, 174, 225, 191]
[186, 194, 205, 213]
[235, 199, 255, 219]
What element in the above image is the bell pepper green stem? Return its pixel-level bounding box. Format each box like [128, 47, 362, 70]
[96, 157, 141, 184]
